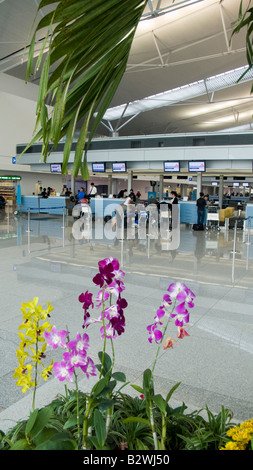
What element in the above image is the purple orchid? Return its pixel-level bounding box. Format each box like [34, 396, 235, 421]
[100, 323, 118, 339]
[96, 289, 110, 306]
[79, 290, 94, 310]
[147, 323, 163, 343]
[110, 315, 125, 336]
[44, 326, 68, 349]
[53, 360, 74, 382]
[63, 349, 87, 368]
[154, 308, 166, 322]
[176, 286, 195, 308]
[170, 302, 190, 327]
[147, 281, 195, 348]
[67, 333, 90, 353]
[81, 357, 97, 379]
[167, 282, 188, 299]
[93, 259, 116, 287]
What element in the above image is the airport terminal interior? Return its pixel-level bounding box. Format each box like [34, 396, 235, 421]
[1, 0, 253, 434]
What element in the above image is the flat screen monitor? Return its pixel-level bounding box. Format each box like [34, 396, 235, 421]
[50, 163, 62, 173]
[211, 182, 218, 186]
[243, 182, 249, 187]
[188, 161, 206, 172]
[92, 162, 106, 173]
[233, 182, 239, 187]
[164, 161, 180, 172]
[112, 162, 127, 173]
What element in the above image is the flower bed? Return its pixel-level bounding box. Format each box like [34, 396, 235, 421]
[0, 257, 251, 451]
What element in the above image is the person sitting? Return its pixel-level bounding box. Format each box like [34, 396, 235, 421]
[77, 187, 85, 201]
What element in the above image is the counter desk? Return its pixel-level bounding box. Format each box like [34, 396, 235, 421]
[20, 196, 201, 224]
[245, 203, 253, 227]
[89, 198, 125, 218]
[178, 201, 198, 225]
[21, 196, 70, 215]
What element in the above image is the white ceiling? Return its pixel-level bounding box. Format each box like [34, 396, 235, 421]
[1, 0, 252, 137]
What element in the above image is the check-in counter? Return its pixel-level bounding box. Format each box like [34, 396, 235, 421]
[21, 196, 70, 215]
[178, 201, 198, 224]
[246, 203, 253, 227]
[89, 197, 125, 218]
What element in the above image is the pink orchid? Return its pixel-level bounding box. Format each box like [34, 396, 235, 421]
[53, 360, 74, 382]
[44, 326, 68, 349]
[147, 323, 163, 343]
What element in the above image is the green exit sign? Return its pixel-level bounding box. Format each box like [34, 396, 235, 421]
[0, 175, 21, 181]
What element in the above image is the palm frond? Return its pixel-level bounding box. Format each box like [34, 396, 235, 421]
[23, 0, 148, 177]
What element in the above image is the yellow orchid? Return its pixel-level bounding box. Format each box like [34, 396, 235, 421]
[13, 297, 54, 408]
[41, 359, 53, 381]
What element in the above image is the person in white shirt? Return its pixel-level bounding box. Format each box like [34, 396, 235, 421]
[89, 182, 97, 197]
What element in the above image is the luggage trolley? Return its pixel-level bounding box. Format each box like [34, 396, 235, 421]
[206, 204, 220, 231]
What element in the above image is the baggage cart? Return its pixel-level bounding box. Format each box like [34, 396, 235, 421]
[206, 205, 220, 231]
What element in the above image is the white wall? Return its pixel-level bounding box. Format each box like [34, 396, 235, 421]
[0, 74, 67, 195]
[0, 170, 67, 195]
[0, 73, 39, 163]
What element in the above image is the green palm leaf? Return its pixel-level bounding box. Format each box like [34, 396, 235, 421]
[22, 0, 148, 177]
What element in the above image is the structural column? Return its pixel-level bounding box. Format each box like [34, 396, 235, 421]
[196, 173, 202, 198]
[71, 174, 75, 195]
[218, 175, 224, 209]
[108, 174, 112, 196]
[159, 174, 164, 201]
[127, 170, 133, 194]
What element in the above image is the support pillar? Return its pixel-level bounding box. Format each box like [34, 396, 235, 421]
[128, 170, 133, 194]
[197, 173, 202, 198]
[108, 174, 112, 196]
[71, 174, 75, 195]
[218, 175, 224, 209]
[159, 174, 164, 201]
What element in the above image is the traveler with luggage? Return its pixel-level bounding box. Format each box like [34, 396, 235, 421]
[196, 192, 206, 228]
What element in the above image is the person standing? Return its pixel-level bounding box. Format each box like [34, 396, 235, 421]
[89, 182, 97, 197]
[196, 192, 206, 226]
[170, 190, 178, 204]
[129, 189, 136, 202]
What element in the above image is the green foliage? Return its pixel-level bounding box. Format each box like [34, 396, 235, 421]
[21, 0, 149, 176]
[231, 0, 253, 91]
[0, 388, 237, 451]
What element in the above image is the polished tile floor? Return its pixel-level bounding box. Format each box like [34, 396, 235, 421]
[0, 209, 253, 431]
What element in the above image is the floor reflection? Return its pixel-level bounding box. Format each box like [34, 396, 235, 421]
[0, 211, 253, 421]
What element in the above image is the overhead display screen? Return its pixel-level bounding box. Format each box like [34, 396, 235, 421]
[50, 163, 62, 173]
[112, 162, 127, 172]
[92, 162, 105, 173]
[188, 161, 206, 172]
[164, 161, 180, 172]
